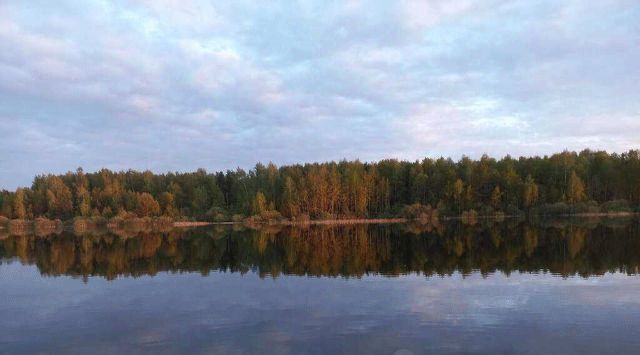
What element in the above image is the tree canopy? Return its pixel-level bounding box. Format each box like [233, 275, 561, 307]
[1, 149, 639, 220]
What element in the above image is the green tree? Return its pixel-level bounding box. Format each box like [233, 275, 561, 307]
[192, 186, 210, 216]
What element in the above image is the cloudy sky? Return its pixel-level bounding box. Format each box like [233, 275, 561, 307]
[0, 1, 638, 189]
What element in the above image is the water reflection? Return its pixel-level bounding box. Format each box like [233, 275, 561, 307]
[2, 219, 639, 280]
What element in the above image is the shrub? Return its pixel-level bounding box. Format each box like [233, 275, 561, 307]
[316, 211, 336, 220]
[461, 209, 478, 225]
[260, 210, 283, 222]
[505, 204, 523, 217]
[34, 218, 63, 237]
[8, 219, 31, 236]
[72, 217, 96, 234]
[293, 214, 311, 223]
[401, 203, 435, 222]
[536, 202, 569, 216]
[244, 215, 263, 225]
[152, 216, 174, 230]
[601, 200, 632, 213]
[231, 214, 245, 222]
[572, 200, 600, 214]
[478, 205, 494, 216]
[0, 216, 8, 227]
[207, 207, 228, 222]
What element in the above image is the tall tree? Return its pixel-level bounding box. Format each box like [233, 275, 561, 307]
[522, 175, 539, 208]
[136, 193, 160, 217]
[252, 192, 268, 215]
[13, 188, 26, 219]
[567, 171, 587, 203]
[490, 186, 503, 209]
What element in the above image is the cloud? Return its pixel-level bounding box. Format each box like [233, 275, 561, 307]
[0, 0, 638, 188]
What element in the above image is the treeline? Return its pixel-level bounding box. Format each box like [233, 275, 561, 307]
[1, 149, 639, 221]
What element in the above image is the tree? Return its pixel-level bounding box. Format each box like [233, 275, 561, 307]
[0, 192, 12, 218]
[567, 171, 587, 203]
[13, 188, 26, 219]
[76, 186, 91, 217]
[159, 192, 177, 216]
[1, 150, 639, 221]
[281, 176, 299, 217]
[252, 192, 267, 215]
[522, 175, 539, 208]
[490, 186, 503, 209]
[192, 186, 210, 216]
[136, 193, 160, 217]
[452, 178, 464, 213]
[46, 177, 74, 219]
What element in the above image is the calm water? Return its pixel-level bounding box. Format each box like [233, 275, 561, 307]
[2, 220, 640, 354]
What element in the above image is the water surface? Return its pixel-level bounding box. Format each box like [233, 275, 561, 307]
[2, 220, 640, 354]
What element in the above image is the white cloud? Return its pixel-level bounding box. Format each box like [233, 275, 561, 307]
[0, 0, 638, 188]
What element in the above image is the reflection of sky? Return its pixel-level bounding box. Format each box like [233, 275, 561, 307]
[2, 263, 640, 354]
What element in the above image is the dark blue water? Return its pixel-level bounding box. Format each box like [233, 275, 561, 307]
[2, 221, 640, 354]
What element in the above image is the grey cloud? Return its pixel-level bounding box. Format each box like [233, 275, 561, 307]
[0, 0, 638, 188]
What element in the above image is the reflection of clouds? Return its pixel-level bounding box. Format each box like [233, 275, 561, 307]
[4, 265, 640, 353]
[403, 272, 640, 327]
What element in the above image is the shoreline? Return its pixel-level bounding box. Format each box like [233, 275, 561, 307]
[172, 218, 409, 228]
[1, 212, 637, 231]
[557, 212, 638, 218]
[263, 218, 408, 226]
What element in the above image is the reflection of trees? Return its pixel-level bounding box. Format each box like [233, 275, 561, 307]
[1, 221, 640, 280]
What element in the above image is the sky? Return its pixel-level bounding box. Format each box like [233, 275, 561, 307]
[0, 0, 639, 189]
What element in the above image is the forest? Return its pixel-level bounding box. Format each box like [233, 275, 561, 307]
[1, 149, 639, 221]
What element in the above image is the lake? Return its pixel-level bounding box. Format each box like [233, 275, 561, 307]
[2, 219, 640, 354]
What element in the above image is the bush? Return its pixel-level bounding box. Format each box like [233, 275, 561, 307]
[243, 215, 263, 225]
[535, 201, 602, 216]
[0, 216, 8, 227]
[72, 217, 96, 233]
[478, 205, 494, 216]
[461, 209, 478, 224]
[206, 207, 228, 222]
[572, 200, 600, 214]
[316, 211, 336, 220]
[8, 219, 31, 235]
[601, 200, 632, 213]
[34, 218, 62, 237]
[260, 210, 283, 222]
[292, 214, 311, 223]
[152, 216, 174, 230]
[401, 203, 435, 222]
[505, 204, 523, 217]
[231, 214, 245, 222]
[541, 202, 570, 216]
